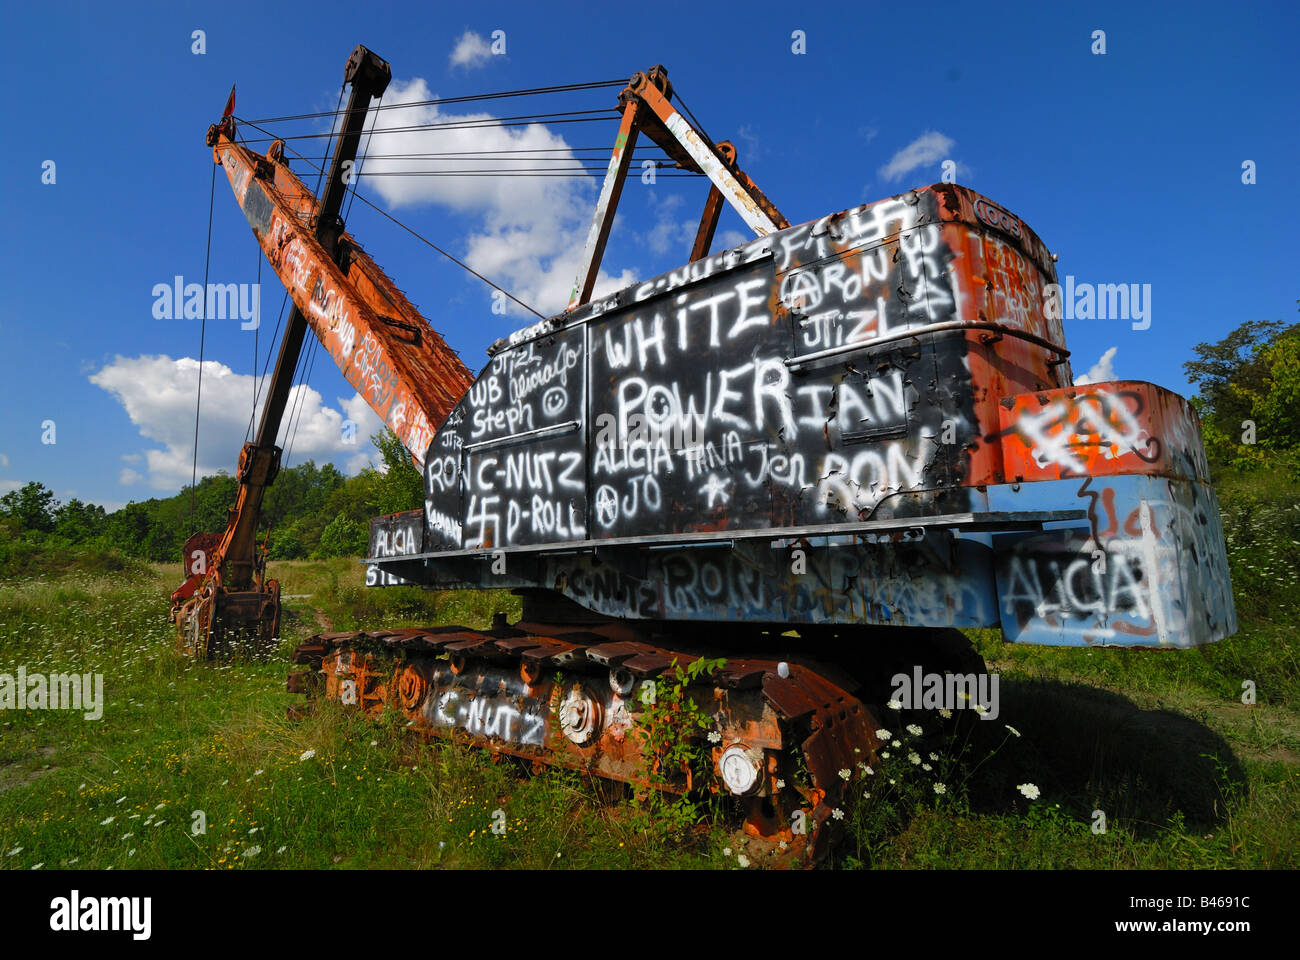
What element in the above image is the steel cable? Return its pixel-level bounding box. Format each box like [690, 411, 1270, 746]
[188, 161, 217, 535]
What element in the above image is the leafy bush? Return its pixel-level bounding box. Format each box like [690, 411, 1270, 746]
[315, 513, 368, 559]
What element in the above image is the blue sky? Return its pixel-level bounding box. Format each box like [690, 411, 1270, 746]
[1, 0, 1296, 511]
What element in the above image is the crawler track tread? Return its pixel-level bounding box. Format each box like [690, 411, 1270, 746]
[290, 620, 883, 864]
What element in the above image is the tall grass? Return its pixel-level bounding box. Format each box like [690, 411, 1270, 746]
[1, 466, 1296, 869]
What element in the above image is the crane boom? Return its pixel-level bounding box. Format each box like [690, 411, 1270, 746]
[171, 45, 472, 658]
[209, 133, 474, 467]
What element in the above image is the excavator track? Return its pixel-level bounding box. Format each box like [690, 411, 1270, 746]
[288, 618, 884, 863]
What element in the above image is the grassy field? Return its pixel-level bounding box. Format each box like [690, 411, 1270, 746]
[1, 469, 1297, 870]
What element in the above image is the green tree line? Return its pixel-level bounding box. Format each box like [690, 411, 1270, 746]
[1183, 302, 1300, 475]
[1, 429, 423, 573]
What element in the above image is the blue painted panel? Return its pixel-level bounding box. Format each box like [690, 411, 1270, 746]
[988, 475, 1235, 647]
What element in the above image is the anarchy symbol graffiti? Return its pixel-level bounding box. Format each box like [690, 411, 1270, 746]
[595, 485, 619, 527]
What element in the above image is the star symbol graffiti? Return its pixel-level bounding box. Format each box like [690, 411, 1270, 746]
[701, 474, 730, 508]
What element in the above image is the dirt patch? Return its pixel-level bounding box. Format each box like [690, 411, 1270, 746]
[0, 745, 57, 794]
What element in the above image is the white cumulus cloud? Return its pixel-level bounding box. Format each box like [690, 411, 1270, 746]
[645, 193, 695, 256]
[879, 131, 956, 183]
[718, 229, 748, 250]
[1074, 346, 1119, 385]
[90, 355, 384, 492]
[354, 77, 636, 316]
[449, 30, 493, 70]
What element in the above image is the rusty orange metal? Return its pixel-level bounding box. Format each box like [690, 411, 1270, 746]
[995, 381, 1211, 484]
[294, 620, 881, 863]
[689, 140, 733, 262]
[569, 67, 789, 304]
[212, 134, 474, 466]
[568, 99, 641, 309]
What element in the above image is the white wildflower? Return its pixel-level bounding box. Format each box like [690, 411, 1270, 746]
[906, 724, 922, 737]
[736, 854, 750, 868]
[908, 752, 921, 765]
[299, 749, 316, 762]
[1005, 725, 1021, 738]
[838, 768, 851, 781]
[875, 728, 892, 741]
[938, 708, 953, 719]
[934, 782, 947, 795]
[831, 808, 844, 821]
[706, 731, 722, 744]
[1017, 783, 1040, 800]
[887, 699, 903, 711]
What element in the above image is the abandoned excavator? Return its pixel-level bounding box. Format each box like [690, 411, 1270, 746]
[170, 44, 1236, 860]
